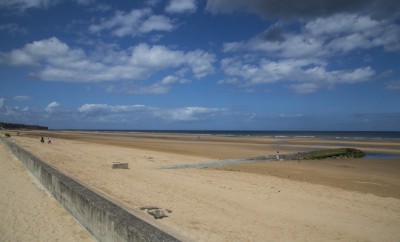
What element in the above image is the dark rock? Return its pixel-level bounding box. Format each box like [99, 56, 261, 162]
[140, 206, 160, 210]
[148, 209, 168, 219]
[296, 148, 365, 160]
[140, 207, 168, 219]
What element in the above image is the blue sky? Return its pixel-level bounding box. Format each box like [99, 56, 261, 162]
[1, 0, 399, 130]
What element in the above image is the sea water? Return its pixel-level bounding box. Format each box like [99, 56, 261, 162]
[111, 130, 400, 140]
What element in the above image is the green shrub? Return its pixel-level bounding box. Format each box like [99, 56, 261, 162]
[5, 133, 11, 138]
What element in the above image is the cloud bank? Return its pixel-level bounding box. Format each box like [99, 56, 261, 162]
[217, 12, 400, 93]
[0, 37, 215, 83]
[0, 97, 225, 128]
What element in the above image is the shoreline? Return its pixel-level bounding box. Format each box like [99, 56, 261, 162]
[2, 130, 400, 241]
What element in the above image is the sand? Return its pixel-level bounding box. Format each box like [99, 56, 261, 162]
[0, 141, 95, 242]
[2, 130, 400, 241]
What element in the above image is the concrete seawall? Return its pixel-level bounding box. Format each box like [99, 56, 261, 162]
[1, 138, 180, 242]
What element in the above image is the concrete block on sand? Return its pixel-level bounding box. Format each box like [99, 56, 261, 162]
[112, 162, 129, 169]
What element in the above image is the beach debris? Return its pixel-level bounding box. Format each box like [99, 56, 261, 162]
[140, 206, 160, 210]
[111, 162, 129, 169]
[140, 206, 170, 219]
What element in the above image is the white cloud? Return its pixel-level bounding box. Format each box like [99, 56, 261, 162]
[89, 8, 174, 37]
[13, 95, 30, 101]
[0, 38, 215, 83]
[1, 98, 226, 127]
[78, 103, 222, 122]
[166, 0, 197, 14]
[156, 107, 222, 121]
[308, 14, 400, 53]
[77, 103, 223, 123]
[45, 101, 60, 113]
[108, 75, 190, 94]
[129, 43, 184, 69]
[223, 14, 400, 58]
[220, 57, 375, 93]
[0, 37, 71, 66]
[219, 13, 396, 94]
[223, 30, 326, 59]
[185, 50, 216, 78]
[221, 58, 317, 84]
[139, 15, 174, 33]
[305, 14, 379, 36]
[78, 104, 146, 114]
[89, 8, 149, 36]
[0, 49, 33, 65]
[24, 37, 70, 58]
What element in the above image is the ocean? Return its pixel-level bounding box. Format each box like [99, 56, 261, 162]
[87, 130, 400, 140]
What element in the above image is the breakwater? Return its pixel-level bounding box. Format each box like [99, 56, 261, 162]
[1, 138, 179, 242]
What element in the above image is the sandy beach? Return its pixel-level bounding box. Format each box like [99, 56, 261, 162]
[2, 130, 400, 241]
[0, 141, 94, 242]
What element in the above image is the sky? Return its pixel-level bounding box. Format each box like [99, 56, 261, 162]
[0, 0, 399, 131]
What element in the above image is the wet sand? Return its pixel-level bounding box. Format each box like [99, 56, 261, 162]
[216, 158, 400, 199]
[2, 130, 400, 241]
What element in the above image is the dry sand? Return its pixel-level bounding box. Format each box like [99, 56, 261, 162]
[3, 130, 400, 241]
[0, 141, 95, 242]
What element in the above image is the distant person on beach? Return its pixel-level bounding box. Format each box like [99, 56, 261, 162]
[40, 136, 44, 143]
[48, 137, 51, 144]
[276, 151, 280, 161]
